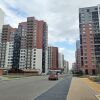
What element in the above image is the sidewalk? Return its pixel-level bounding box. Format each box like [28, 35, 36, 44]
[81, 78, 100, 92]
[0, 76, 21, 81]
[67, 77, 98, 100]
[0, 76, 10, 81]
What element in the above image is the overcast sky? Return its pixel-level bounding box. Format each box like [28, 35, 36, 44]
[0, 0, 100, 69]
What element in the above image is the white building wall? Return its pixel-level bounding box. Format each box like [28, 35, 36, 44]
[5, 42, 9, 68]
[32, 49, 42, 73]
[7, 42, 14, 69]
[5, 42, 14, 69]
[35, 49, 42, 73]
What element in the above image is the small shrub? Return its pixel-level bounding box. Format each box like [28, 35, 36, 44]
[89, 76, 100, 82]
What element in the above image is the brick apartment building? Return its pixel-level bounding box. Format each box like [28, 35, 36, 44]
[0, 17, 48, 74]
[79, 5, 100, 74]
[48, 46, 58, 70]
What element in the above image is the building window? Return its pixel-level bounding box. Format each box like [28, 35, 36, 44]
[33, 58, 36, 60]
[84, 53, 87, 56]
[85, 65, 88, 68]
[90, 31, 92, 34]
[83, 32, 86, 34]
[95, 8, 97, 10]
[84, 57, 87, 60]
[85, 61, 87, 64]
[89, 27, 92, 30]
[34, 49, 36, 51]
[87, 9, 89, 12]
[33, 64, 35, 66]
[83, 24, 85, 27]
[89, 24, 92, 26]
[34, 55, 36, 57]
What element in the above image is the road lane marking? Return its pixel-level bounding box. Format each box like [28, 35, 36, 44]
[95, 94, 100, 100]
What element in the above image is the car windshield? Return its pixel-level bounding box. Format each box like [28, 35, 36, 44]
[50, 71, 57, 74]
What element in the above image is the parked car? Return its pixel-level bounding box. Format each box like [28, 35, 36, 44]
[48, 71, 58, 80]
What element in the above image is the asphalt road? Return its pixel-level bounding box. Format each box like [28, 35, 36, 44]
[34, 75, 72, 100]
[0, 75, 72, 100]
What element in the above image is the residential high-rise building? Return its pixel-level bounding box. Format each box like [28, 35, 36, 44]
[12, 22, 26, 69]
[58, 53, 64, 68]
[48, 46, 58, 70]
[19, 22, 27, 69]
[26, 17, 48, 73]
[0, 25, 16, 68]
[0, 17, 48, 74]
[79, 5, 100, 74]
[76, 40, 81, 71]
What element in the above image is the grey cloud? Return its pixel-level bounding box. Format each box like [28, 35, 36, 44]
[1, 0, 100, 43]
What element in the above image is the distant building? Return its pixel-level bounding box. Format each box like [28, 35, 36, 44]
[72, 62, 77, 73]
[64, 60, 69, 74]
[79, 5, 100, 74]
[48, 46, 58, 70]
[58, 53, 64, 68]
